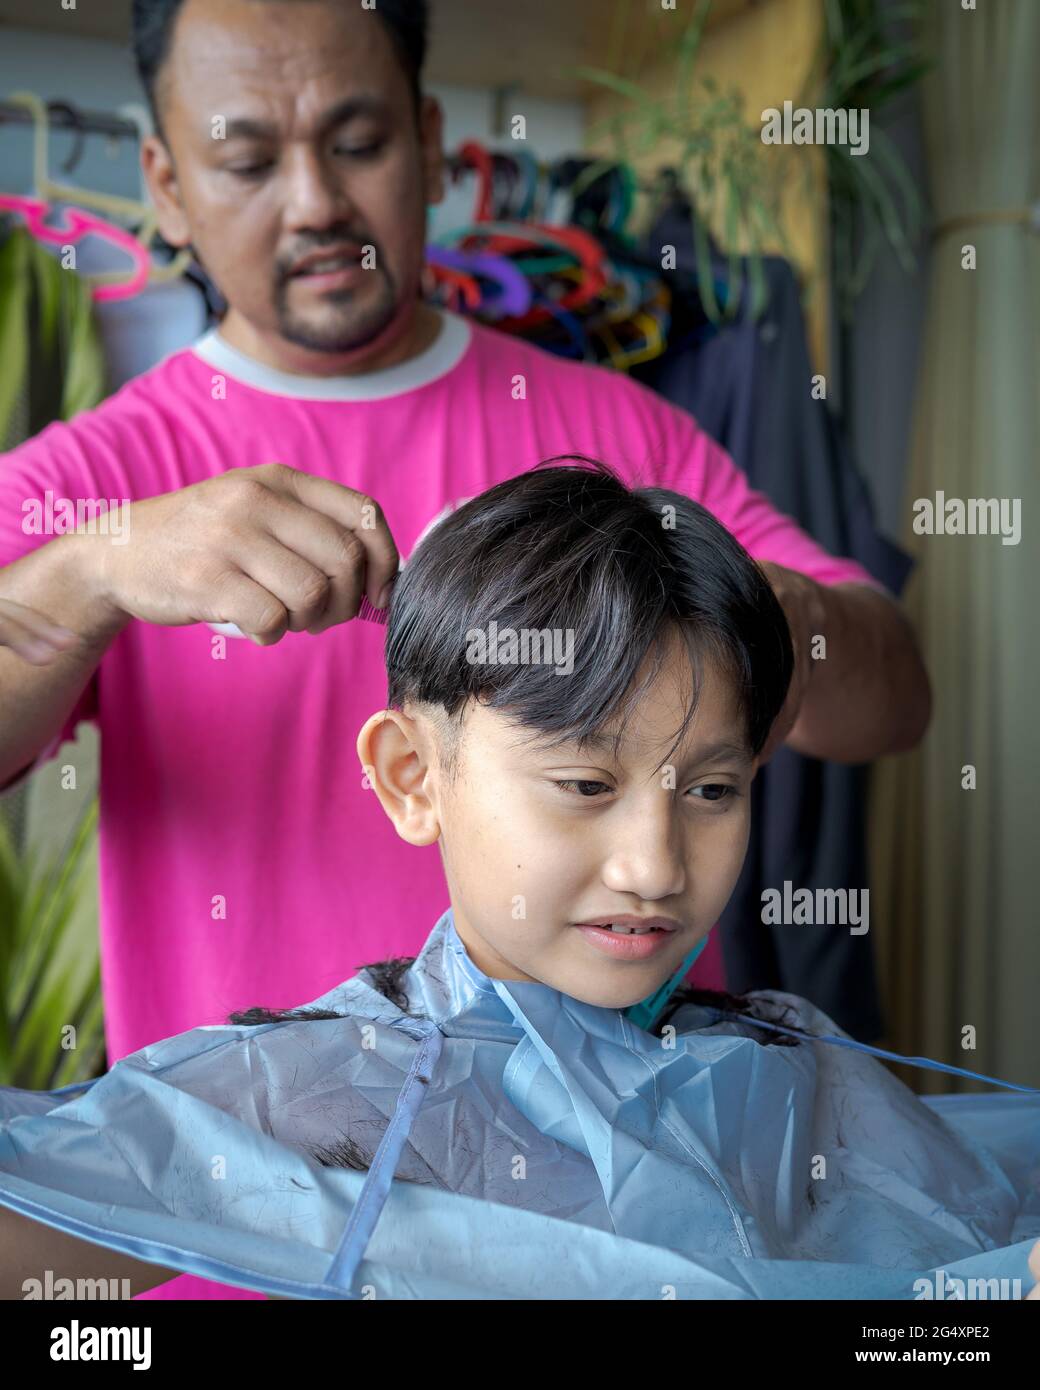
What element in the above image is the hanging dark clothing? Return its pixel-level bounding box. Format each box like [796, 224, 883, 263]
[635, 202, 911, 1042]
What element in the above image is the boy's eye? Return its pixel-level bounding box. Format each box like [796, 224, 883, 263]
[555, 779, 612, 798]
[555, 781, 738, 801]
[690, 784, 735, 802]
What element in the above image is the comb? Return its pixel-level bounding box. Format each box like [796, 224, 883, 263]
[207, 576, 395, 638]
[357, 592, 390, 626]
[358, 572, 397, 626]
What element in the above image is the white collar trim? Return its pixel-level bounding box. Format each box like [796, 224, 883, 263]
[189, 308, 472, 401]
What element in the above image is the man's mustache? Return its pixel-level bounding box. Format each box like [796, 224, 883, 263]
[279, 235, 380, 280]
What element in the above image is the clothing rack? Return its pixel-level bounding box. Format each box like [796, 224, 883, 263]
[0, 99, 683, 196]
[0, 98, 142, 180]
[0, 98, 140, 140]
[442, 150, 684, 205]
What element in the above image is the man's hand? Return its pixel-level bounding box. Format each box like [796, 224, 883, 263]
[756, 561, 820, 762]
[1, 1203, 178, 1299]
[756, 561, 931, 764]
[69, 462, 399, 646]
[1027, 1239, 1040, 1299]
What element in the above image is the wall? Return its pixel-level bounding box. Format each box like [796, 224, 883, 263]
[830, 0, 930, 543]
[0, 28, 585, 241]
[583, 0, 832, 374]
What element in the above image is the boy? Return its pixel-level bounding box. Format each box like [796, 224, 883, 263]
[1, 459, 1037, 1300]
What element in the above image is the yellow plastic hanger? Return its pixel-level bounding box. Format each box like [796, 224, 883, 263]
[4, 90, 192, 288]
[549, 266, 664, 370]
[591, 310, 664, 371]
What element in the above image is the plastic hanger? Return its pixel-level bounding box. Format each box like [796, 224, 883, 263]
[0, 192, 152, 303]
[453, 140, 495, 223]
[3, 90, 192, 295]
[511, 151, 542, 221]
[423, 260, 481, 313]
[107, 102, 194, 286]
[425, 244, 531, 318]
[6, 91, 148, 223]
[437, 220, 607, 322]
[443, 146, 609, 304]
[490, 152, 523, 221]
[44, 101, 88, 175]
[439, 148, 656, 348]
[529, 300, 588, 359]
[593, 310, 665, 370]
[542, 265, 639, 369]
[551, 156, 635, 232]
[454, 142, 544, 226]
[544, 260, 666, 370]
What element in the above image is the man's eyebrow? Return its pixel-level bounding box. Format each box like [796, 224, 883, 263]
[220, 97, 390, 142]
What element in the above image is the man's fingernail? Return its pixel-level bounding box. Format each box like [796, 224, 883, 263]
[377, 584, 393, 609]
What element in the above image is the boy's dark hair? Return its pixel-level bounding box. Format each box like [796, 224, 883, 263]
[230, 459, 801, 1174]
[132, 0, 429, 140]
[386, 455, 793, 770]
[229, 967, 803, 1177]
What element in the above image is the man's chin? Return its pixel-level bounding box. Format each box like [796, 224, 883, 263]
[279, 314, 401, 358]
[277, 293, 406, 358]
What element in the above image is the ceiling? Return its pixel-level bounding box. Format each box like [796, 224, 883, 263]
[0, 0, 754, 101]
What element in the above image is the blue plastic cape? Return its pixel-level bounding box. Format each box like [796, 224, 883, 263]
[1, 909, 1038, 1300]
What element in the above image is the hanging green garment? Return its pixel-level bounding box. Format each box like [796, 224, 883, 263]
[0, 215, 108, 1026]
[0, 215, 108, 452]
[0, 206, 107, 872]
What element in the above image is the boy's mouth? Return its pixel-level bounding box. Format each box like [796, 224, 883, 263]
[573, 915, 680, 934]
[571, 915, 681, 961]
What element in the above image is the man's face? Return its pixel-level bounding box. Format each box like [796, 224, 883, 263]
[144, 0, 443, 356]
[431, 632, 757, 1010]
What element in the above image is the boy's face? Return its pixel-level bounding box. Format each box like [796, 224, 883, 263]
[361, 629, 758, 1010]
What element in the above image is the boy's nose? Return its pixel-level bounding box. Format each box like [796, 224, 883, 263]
[599, 820, 687, 902]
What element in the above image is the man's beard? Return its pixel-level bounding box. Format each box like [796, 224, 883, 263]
[273, 266, 401, 355]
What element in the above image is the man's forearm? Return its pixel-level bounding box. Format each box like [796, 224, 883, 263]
[0, 534, 129, 789]
[786, 580, 931, 763]
[1, 1203, 177, 1299]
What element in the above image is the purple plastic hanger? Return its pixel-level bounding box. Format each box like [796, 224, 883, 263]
[425, 244, 531, 318]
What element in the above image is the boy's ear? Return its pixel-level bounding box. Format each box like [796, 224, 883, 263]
[356, 710, 442, 847]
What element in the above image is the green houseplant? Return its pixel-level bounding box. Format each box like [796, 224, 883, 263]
[574, 0, 931, 323]
[0, 795, 105, 1089]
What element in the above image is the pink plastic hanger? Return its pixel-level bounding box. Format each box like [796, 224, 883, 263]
[1, 92, 170, 303]
[0, 193, 152, 303]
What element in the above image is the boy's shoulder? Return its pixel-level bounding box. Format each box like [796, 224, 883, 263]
[741, 988, 850, 1039]
[85, 967, 411, 1089]
[667, 986, 851, 1049]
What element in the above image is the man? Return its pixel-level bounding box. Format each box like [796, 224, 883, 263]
[0, 0, 930, 1299]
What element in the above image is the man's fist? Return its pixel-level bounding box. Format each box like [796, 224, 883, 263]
[72, 462, 399, 646]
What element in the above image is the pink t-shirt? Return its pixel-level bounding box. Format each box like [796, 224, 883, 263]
[0, 310, 881, 1297]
